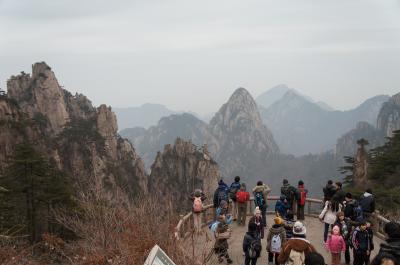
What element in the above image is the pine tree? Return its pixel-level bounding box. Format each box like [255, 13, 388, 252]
[0, 141, 73, 243]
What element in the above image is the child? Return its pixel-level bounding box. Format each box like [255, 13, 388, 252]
[236, 184, 250, 226]
[326, 225, 346, 265]
[267, 216, 287, 265]
[275, 195, 290, 219]
[283, 210, 295, 239]
[249, 207, 265, 239]
[319, 200, 342, 242]
[189, 189, 206, 235]
[243, 222, 261, 265]
[214, 215, 233, 264]
[216, 200, 233, 224]
[352, 221, 373, 265]
[334, 211, 351, 264]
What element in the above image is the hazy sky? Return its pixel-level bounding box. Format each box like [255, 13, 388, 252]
[1, 0, 400, 115]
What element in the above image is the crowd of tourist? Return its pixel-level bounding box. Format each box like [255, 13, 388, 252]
[188, 177, 398, 265]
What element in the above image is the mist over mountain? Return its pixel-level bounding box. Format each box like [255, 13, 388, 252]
[113, 103, 176, 130]
[261, 91, 389, 155]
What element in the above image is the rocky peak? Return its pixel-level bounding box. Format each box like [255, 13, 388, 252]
[97, 104, 118, 139]
[377, 92, 400, 137]
[148, 138, 219, 211]
[7, 62, 69, 134]
[209, 87, 279, 177]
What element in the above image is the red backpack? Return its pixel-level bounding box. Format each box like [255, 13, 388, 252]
[193, 197, 203, 213]
[298, 187, 307, 206]
[236, 191, 249, 203]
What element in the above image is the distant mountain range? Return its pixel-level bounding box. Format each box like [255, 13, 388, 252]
[259, 90, 389, 155]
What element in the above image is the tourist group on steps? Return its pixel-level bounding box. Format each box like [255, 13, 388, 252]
[189, 177, 400, 265]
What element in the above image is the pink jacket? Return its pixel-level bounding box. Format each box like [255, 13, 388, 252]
[326, 234, 346, 254]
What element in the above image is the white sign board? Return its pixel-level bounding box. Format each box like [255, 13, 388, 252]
[144, 245, 176, 265]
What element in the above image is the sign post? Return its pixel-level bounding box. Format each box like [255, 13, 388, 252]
[144, 245, 176, 265]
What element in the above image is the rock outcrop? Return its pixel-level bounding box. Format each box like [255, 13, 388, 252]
[209, 87, 279, 176]
[336, 122, 385, 157]
[2, 62, 147, 194]
[148, 138, 219, 211]
[377, 93, 400, 137]
[123, 88, 279, 180]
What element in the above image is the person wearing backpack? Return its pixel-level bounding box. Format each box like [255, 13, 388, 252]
[344, 193, 358, 221]
[213, 179, 230, 209]
[249, 207, 265, 239]
[278, 221, 317, 265]
[236, 184, 250, 226]
[189, 189, 207, 235]
[276, 195, 291, 219]
[243, 222, 262, 265]
[267, 216, 287, 265]
[296, 180, 308, 221]
[216, 200, 233, 225]
[253, 180, 271, 227]
[229, 176, 241, 221]
[323, 180, 337, 202]
[281, 179, 298, 213]
[214, 215, 233, 264]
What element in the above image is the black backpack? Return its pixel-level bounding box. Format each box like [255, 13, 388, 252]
[248, 236, 262, 258]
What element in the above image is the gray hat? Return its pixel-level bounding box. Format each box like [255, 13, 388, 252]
[293, 221, 307, 235]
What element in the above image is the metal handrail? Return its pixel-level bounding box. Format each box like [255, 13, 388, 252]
[175, 196, 391, 241]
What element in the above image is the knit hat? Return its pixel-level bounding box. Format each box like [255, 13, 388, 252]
[254, 206, 261, 215]
[274, 216, 283, 225]
[293, 221, 307, 235]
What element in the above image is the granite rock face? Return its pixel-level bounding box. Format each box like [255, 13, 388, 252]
[2, 62, 148, 194]
[148, 138, 219, 211]
[377, 93, 400, 137]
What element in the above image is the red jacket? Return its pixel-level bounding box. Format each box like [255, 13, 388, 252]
[236, 191, 250, 203]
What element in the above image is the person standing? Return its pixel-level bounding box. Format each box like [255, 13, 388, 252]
[323, 180, 337, 202]
[229, 176, 242, 221]
[213, 179, 230, 218]
[319, 200, 342, 242]
[276, 195, 290, 219]
[253, 181, 271, 227]
[297, 180, 308, 221]
[214, 216, 233, 264]
[281, 179, 298, 214]
[189, 189, 207, 235]
[371, 221, 400, 265]
[267, 216, 287, 265]
[278, 221, 317, 265]
[236, 184, 250, 226]
[249, 207, 265, 239]
[359, 189, 375, 221]
[334, 212, 351, 265]
[325, 225, 346, 265]
[352, 221, 373, 265]
[243, 222, 262, 265]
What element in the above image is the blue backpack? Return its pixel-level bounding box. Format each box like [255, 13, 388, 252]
[255, 192, 265, 207]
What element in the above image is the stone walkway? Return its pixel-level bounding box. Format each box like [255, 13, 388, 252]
[185, 215, 384, 265]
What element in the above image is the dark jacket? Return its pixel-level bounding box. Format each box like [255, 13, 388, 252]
[229, 181, 241, 202]
[276, 195, 290, 218]
[375, 238, 400, 265]
[249, 216, 265, 239]
[352, 227, 373, 252]
[284, 218, 295, 239]
[334, 219, 350, 240]
[332, 189, 346, 204]
[213, 180, 229, 207]
[243, 231, 261, 258]
[281, 183, 297, 204]
[344, 199, 358, 220]
[359, 192, 375, 214]
[323, 183, 337, 201]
